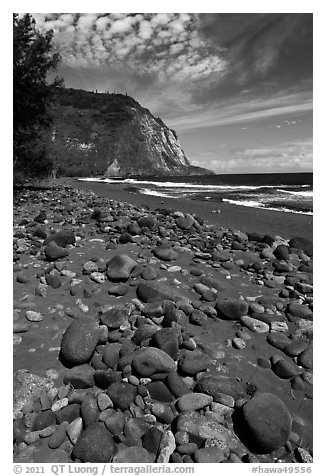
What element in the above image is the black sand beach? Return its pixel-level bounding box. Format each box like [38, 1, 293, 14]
[13, 180, 313, 464]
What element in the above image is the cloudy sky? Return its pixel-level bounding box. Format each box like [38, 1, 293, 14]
[33, 12, 313, 174]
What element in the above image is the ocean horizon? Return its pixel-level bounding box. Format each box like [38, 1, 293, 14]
[78, 172, 313, 216]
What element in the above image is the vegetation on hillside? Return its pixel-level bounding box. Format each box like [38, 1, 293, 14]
[13, 13, 62, 180]
[44, 87, 213, 177]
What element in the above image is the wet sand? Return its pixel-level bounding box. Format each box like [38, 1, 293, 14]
[57, 178, 313, 241]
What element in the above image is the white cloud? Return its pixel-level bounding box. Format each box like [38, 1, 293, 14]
[169, 20, 185, 34]
[96, 16, 110, 31]
[138, 20, 152, 40]
[201, 145, 312, 173]
[60, 14, 74, 26]
[225, 140, 313, 172]
[77, 14, 97, 30]
[110, 16, 135, 35]
[34, 13, 227, 87]
[150, 13, 173, 27]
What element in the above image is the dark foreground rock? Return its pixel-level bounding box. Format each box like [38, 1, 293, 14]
[106, 254, 137, 281]
[137, 281, 192, 303]
[242, 393, 292, 453]
[60, 318, 100, 366]
[132, 347, 177, 377]
[44, 242, 69, 261]
[72, 423, 116, 462]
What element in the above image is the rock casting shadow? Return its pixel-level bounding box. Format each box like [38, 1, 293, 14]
[232, 407, 263, 454]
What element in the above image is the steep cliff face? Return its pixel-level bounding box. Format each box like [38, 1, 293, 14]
[48, 88, 210, 177]
[104, 108, 191, 176]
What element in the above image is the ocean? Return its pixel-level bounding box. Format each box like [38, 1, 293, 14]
[79, 172, 313, 216]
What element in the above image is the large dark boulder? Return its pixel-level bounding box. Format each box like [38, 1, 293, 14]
[273, 359, 302, 379]
[63, 364, 94, 389]
[106, 382, 137, 411]
[153, 248, 178, 261]
[242, 393, 292, 453]
[81, 398, 99, 427]
[119, 232, 134, 244]
[273, 244, 290, 261]
[166, 372, 191, 397]
[195, 374, 246, 399]
[146, 381, 175, 402]
[142, 427, 163, 457]
[215, 299, 248, 320]
[133, 324, 158, 346]
[175, 214, 194, 230]
[138, 216, 155, 228]
[72, 423, 116, 462]
[179, 352, 211, 376]
[44, 242, 69, 261]
[137, 281, 191, 303]
[34, 211, 47, 223]
[150, 328, 179, 359]
[32, 410, 56, 431]
[297, 346, 313, 369]
[127, 223, 142, 236]
[102, 343, 122, 368]
[55, 404, 80, 424]
[33, 225, 47, 239]
[286, 302, 313, 320]
[100, 306, 129, 329]
[132, 347, 176, 377]
[60, 318, 100, 366]
[106, 254, 137, 281]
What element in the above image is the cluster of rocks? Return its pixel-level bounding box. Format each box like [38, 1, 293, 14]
[13, 184, 313, 464]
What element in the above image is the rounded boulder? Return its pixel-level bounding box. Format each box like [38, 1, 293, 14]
[178, 393, 213, 412]
[106, 254, 137, 281]
[60, 318, 100, 366]
[72, 423, 116, 462]
[215, 299, 248, 320]
[132, 347, 176, 377]
[242, 392, 292, 453]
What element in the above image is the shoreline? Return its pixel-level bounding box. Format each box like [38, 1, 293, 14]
[56, 177, 313, 241]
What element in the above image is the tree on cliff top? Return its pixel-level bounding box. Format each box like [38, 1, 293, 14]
[13, 13, 62, 177]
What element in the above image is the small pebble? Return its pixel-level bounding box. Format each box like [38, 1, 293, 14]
[51, 398, 69, 412]
[232, 337, 246, 349]
[128, 375, 140, 386]
[25, 311, 43, 322]
[66, 417, 83, 444]
[97, 393, 113, 411]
